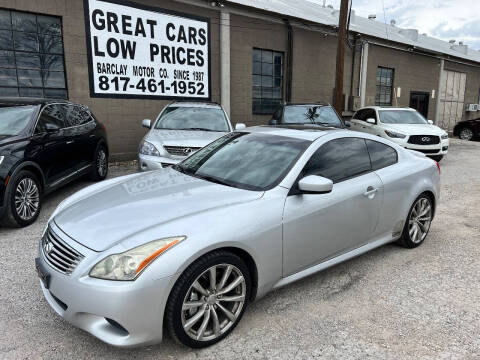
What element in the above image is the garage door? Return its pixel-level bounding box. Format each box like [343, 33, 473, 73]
[438, 70, 466, 132]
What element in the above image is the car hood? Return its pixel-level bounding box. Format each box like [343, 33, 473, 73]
[54, 169, 262, 252]
[145, 129, 228, 148]
[382, 123, 446, 136]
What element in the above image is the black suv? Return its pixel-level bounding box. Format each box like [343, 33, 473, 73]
[0, 98, 108, 227]
[269, 102, 346, 128]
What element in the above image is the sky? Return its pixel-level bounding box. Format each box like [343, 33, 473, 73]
[319, 0, 480, 50]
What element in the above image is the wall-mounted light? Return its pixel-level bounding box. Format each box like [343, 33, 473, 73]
[211, 1, 225, 7]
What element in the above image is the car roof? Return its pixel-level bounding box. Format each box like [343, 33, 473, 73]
[243, 125, 343, 141]
[167, 101, 223, 109]
[358, 106, 415, 111]
[0, 97, 71, 107]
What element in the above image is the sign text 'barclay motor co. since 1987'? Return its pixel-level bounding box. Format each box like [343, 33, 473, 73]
[84, 0, 210, 99]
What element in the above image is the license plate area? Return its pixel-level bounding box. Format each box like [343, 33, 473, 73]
[35, 257, 50, 289]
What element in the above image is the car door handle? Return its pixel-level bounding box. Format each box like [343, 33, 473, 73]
[363, 187, 378, 197]
[66, 140, 75, 144]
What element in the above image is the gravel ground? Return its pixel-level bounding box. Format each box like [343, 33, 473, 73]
[1, 139, 479, 360]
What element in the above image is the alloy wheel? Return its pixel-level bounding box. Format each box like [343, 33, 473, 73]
[14, 178, 40, 221]
[459, 128, 473, 141]
[181, 264, 246, 342]
[408, 197, 432, 244]
[97, 149, 107, 177]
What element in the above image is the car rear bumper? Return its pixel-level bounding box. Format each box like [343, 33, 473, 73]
[37, 247, 174, 348]
[138, 154, 181, 172]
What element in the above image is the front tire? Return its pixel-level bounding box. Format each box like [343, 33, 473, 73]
[1, 170, 42, 228]
[89, 144, 108, 181]
[165, 251, 251, 348]
[398, 194, 433, 248]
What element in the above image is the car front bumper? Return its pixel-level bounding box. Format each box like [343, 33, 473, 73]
[138, 154, 183, 172]
[37, 236, 175, 348]
[386, 137, 449, 156]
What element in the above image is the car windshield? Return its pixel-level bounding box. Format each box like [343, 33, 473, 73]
[174, 132, 310, 191]
[155, 106, 229, 132]
[379, 110, 428, 124]
[283, 105, 342, 127]
[0, 105, 36, 136]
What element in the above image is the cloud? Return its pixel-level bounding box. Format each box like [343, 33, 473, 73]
[316, 0, 480, 50]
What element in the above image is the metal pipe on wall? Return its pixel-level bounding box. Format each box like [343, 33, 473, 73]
[220, 10, 231, 116]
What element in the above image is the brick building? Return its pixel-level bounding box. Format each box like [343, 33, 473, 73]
[0, 0, 479, 160]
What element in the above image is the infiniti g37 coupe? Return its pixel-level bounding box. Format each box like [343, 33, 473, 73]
[0, 98, 108, 227]
[36, 125, 440, 348]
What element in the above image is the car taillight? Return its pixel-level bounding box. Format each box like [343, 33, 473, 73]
[435, 161, 440, 174]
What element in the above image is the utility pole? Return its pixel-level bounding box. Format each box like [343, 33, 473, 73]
[333, 0, 349, 115]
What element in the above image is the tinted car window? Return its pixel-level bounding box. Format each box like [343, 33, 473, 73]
[364, 109, 377, 121]
[366, 140, 398, 170]
[304, 138, 371, 183]
[35, 103, 66, 133]
[353, 109, 366, 120]
[65, 105, 92, 127]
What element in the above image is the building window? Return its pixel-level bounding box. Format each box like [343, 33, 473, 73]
[375, 67, 394, 106]
[0, 9, 67, 99]
[252, 48, 283, 114]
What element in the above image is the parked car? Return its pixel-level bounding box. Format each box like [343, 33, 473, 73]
[453, 117, 480, 141]
[268, 102, 345, 128]
[350, 106, 449, 161]
[0, 98, 108, 227]
[138, 101, 245, 171]
[37, 125, 440, 348]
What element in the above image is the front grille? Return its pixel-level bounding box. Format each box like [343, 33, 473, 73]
[164, 145, 201, 157]
[407, 135, 440, 145]
[406, 148, 440, 154]
[41, 226, 84, 275]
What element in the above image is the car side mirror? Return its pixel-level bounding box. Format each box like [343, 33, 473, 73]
[235, 123, 246, 130]
[44, 123, 60, 133]
[298, 175, 333, 194]
[142, 119, 152, 129]
[427, 120, 434, 125]
[344, 120, 351, 128]
[268, 119, 278, 126]
[366, 118, 376, 124]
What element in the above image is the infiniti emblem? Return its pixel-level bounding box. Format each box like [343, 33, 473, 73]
[43, 238, 54, 254]
[183, 148, 193, 155]
[422, 137, 430, 142]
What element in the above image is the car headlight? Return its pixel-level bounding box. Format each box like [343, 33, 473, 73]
[384, 130, 407, 139]
[139, 140, 161, 157]
[0, 156, 4, 165]
[89, 236, 185, 280]
[441, 133, 448, 140]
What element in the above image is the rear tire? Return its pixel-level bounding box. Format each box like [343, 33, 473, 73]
[397, 194, 433, 248]
[165, 251, 251, 348]
[89, 144, 108, 181]
[1, 170, 42, 228]
[458, 127, 474, 141]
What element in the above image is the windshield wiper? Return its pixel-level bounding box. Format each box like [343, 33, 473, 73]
[195, 173, 234, 187]
[314, 122, 339, 127]
[178, 127, 220, 132]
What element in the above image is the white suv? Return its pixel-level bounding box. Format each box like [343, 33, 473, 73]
[138, 102, 245, 171]
[350, 107, 449, 161]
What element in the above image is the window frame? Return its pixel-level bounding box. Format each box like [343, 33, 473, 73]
[252, 48, 284, 115]
[375, 66, 394, 106]
[0, 8, 68, 99]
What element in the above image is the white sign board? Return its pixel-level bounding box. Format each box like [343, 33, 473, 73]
[84, 0, 210, 99]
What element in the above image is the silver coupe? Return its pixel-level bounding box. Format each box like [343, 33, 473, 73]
[36, 125, 440, 348]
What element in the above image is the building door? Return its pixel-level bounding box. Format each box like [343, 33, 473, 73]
[409, 92, 430, 119]
[438, 70, 466, 132]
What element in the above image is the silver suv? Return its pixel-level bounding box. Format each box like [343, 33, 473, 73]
[138, 102, 245, 171]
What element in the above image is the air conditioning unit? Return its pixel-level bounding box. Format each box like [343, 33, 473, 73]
[466, 103, 479, 111]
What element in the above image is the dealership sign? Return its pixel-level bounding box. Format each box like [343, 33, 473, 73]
[84, 0, 210, 99]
